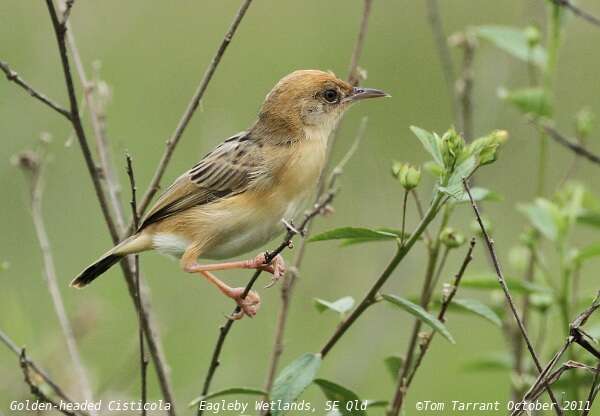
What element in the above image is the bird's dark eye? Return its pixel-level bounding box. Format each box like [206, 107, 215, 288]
[323, 89, 339, 103]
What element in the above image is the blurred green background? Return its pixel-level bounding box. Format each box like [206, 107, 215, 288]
[2, 0, 600, 415]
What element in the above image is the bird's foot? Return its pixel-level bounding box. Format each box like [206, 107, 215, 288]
[250, 253, 286, 288]
[226, 287, 261, 320]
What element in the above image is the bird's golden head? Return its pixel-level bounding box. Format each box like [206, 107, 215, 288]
[255, 70, 388, 141]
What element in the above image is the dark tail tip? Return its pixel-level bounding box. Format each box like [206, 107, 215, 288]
[71, 254, 122, 288]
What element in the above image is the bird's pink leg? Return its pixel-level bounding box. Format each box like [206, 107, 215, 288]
[187, 253, 286, 284]
[183, 265, 261, 319]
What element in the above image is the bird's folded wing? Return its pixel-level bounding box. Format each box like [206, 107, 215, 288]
[138, 132, 265, 229]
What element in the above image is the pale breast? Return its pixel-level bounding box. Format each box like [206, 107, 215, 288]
[152, 139, 327, 260]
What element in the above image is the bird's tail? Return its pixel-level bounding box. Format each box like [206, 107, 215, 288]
[71, 233, 151, 288]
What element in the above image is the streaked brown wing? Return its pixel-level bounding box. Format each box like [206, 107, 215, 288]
[138, 132, 264, 229]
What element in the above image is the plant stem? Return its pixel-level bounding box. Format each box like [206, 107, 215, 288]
[400, 190, 408, 246]
[464, 179, 563, 415]
[388, 205, 450, 415]
[320, 193, 444, 357]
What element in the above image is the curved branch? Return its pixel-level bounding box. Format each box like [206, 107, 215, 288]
[0, 60, 71, 119]
[136, 0, 254, 219]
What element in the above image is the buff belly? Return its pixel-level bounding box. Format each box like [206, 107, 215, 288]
[151, 190, 308, 260]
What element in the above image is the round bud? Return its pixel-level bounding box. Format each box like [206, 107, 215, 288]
[440, 227, 465, 249]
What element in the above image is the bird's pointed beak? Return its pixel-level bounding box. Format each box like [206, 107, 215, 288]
[343, 86, 390, 103]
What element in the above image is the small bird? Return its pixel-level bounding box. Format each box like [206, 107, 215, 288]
[71, 70, 388, 319]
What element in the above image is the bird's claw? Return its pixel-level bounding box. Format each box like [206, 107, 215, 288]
[226, 287, 261, 320]
[253, 253, 286, 288]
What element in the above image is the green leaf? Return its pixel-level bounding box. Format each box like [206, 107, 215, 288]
[314, 379, 366, 416]
[456, 187, 502, 203]
[271, 353, 321, 415]
[574, 242, 600, 264]
[188, 387, 267, 407]
[382, 294, 455, 343]
[499, 87, 551, 117]
[578, 211, 600, 228]
[451, 298, 502, 327]
[472, 25, 547, 67]
[461, 274, 550, 294]
[309, 227, 399, 243]
[314, 297, 355, 315]
[463, 352, 513, 372]
[339, 228, 410, 247]
[518, 198, 566, 242]
[439, 156, 477, 198]
[410, 126, 444, 166]
[384, 356, 404, 380]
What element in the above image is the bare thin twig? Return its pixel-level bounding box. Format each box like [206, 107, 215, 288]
[0, 60, 71, 119]
[19, 349, 78, 416]
[263, 1, 375, 396]
[463, 179, 563, 415]
[582, 362, 600, 416]
[512, 292, 600, 416]
[347, 0, 373, 86]
[388, 207, 451, 416]
[452, 33, 476, 141]
[263, 117, 368, 396]
[320, 193, 445, 359]
[0, 329, 83, 410]
[44, 1, 176, 409]
[65, 23, 125, 232]
[533, 118, 600, 166]
[126, 154, 148, 416]
[552, 0, 600, 28]
[137, 0, 254, 218]
[15, 147, 95, 412]
[407, 238, 476, 387]
[45, 0, 120, 241]
[60, 0, 75, 26]
[425, 0, 459, 124]
[197, 191, 336, 415]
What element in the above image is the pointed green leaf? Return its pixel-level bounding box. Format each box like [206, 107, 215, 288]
[382, 294, 455, 343]
[452, 298, 502, 327]
[314, 379, 366, 416]
[439, 156, 477, 198]
[518, 198, 566, 242]
[456, 187, 502, 203]
[271, 353, 321, 415]
[463, 352, 513, 372]
[499, 87, 551, 117]
[309, 227, 399, 243]
[574, 242, 600, 264]
[461, 274, 551, 294]
[314, 297, 355, 315]
[339, 228, 410, 247]
[384, 355, 404, 380]
[188, 387, 267, 407]
[578, 211, 600, 228]
[472, 25, 547, 67]
[410, 126, 444, 166]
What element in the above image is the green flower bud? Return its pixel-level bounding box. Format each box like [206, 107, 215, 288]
[441, 129, 465, 168]
[470, 130, 508, 166]
[440, 227, 465, 249]
[524, 26, 541, 48]
[399, 164, 421, 190]
[530, 293, 553, 312]
[391, 161, 403, 179]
